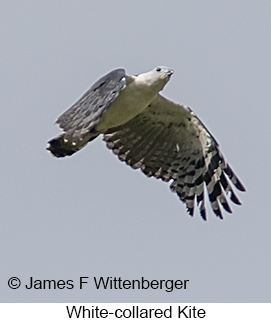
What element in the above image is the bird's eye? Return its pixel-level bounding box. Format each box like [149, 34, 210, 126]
[156, 67, 161, 72]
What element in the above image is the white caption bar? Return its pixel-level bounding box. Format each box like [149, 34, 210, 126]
[1, 303, 271, 322]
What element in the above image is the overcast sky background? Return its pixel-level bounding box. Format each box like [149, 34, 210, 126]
[1, 0, 270, 303]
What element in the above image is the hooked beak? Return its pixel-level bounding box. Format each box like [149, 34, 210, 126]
[167, 69, 174, 79]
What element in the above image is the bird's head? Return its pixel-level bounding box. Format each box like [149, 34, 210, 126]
[137, 66, 174, 92]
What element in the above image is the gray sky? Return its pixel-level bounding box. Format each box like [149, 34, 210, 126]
[1, 0, 270, 302]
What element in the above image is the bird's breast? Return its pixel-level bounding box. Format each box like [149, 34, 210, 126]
[95, 80, 157, 132]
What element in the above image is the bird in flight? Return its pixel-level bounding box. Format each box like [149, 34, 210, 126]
[48, 66, 245, 220]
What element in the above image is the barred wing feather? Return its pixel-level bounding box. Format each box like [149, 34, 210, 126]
[104, 95, 245, 220]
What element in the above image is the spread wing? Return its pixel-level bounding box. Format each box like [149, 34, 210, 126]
[48, 68, 126, 157]
[104, 94, 245, 220]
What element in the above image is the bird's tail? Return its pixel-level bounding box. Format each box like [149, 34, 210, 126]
[47, 132, 98, 157]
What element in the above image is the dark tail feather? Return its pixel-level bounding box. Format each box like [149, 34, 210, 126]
[47, 133, 98, 158]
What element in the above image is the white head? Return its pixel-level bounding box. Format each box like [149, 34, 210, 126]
[137, 66, 174, 92]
